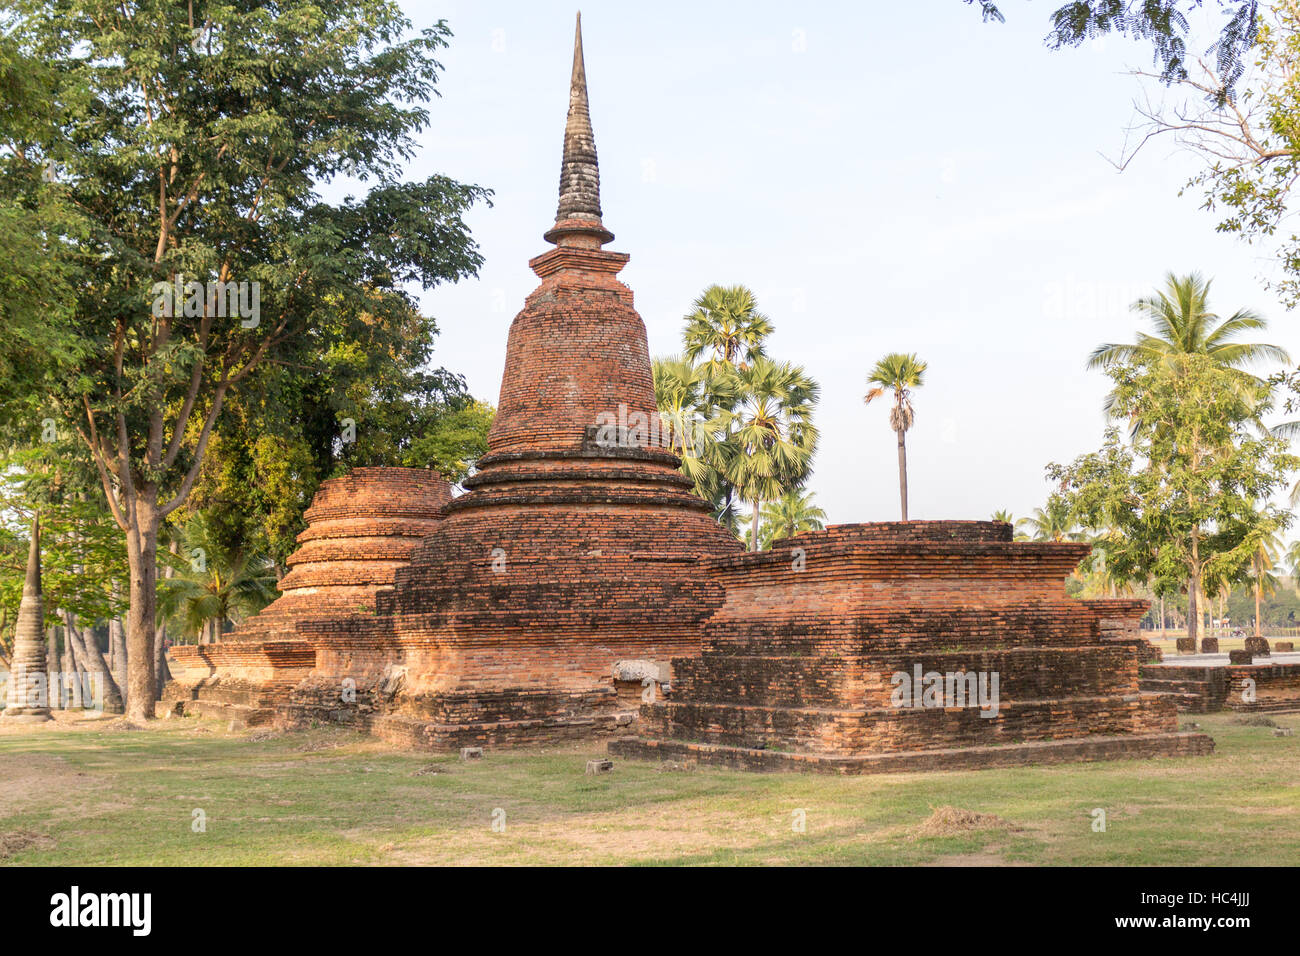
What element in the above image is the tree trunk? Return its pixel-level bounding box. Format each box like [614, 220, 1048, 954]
[1186, 573, 1200, 646]
[123, 504, 159, 722]
[1255, 577, 1262, 639]
[155, 538, 178, 699]
[1159, 595, 1166, 634]
[45, 626, 60, 709]
[61, 632, 76, 709]
[65, 612, 123, 713]
[155, 620, 171, 699]
[896, 428, 909, 521]
[750, 499, 761, 552]
[108, 613, 128, 709]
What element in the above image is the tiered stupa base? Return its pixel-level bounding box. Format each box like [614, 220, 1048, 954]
[611, 522, 1214, 773]
[162, 468, 452, 725]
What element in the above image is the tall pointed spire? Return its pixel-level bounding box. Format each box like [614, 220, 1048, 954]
[3, 515, 52, 721]
[545, 12, 614, 247]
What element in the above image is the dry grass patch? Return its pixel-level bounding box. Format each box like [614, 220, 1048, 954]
[911, 806, 1020, 839]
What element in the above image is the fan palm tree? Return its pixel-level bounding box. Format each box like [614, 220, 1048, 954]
[653, 356, 723, 495]
[157, 514, 278, 644]
[726, 357, 819, 551]
[754, 489, 828, 549]
[682, 285, 773, 378]
[864, 353, 926, 521]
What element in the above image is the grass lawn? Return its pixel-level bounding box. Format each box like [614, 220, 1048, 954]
[1, 711, 1297, 866]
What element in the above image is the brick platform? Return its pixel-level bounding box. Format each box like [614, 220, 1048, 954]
[1140, 655, 1300, 713]
[610, 522, 1212, 771]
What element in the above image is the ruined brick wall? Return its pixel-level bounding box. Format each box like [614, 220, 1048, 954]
[614, 521, 1200, 769]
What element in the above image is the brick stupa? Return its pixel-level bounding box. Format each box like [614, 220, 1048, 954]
[3, 517, 52, 722]
[164, 468, 454, 725]
[165, 16, 1213, 772]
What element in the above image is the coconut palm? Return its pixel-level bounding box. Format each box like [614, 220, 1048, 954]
[682, 285, 773, 378]
[990, 509, 1015, 524]
[1284, 539, 1300, 592]
[726, 357, 819, 551]
[1249, 529, 1285, 638]
[1016, 499, 1077, 542]
[157, 514, 278, 644]
[1089, 273, 1288, 425]
[864, 353, 926, 521]
[1089, 272, 1288, 373]
[754, 489, 828, 549]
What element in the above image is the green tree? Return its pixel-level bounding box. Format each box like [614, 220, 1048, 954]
[990, 509, 1016, 524]
[655, 288, 819, 542]
[1088, 273, 1287, 422]
[653, 356, 727, 504]
[1248, 526, 1284, 638]
[157, 513, 277, 645]
[864, 352, 927, 521]
[682, 285, 772, 378]
[0, 3, 489, 720]
[1016, 499, 1078, 542]
[751, 489, 828, 550]
[727, 358, 820, 551]
[1113, 7, 1300, 305]
[968, 1, 1260, 98]
[1284, 538, 1300, 590]
[1050, 355, 1297, 646]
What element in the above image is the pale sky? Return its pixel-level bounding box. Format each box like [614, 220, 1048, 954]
[390, 0, 1300, 525]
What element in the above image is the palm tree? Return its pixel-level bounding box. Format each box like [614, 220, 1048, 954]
[1090, 273, 1287, 645]
[1089, 272, 1288, 426]
[1249, 529, 1284, 639]
[158, 514, 278, 644]
[990, 509, 1015, 524]
[1284, 539, 1300, 593]
[1088, 272, 1288, 374]
[726, 357, 819, 551]
[864, 353, 926, 521]
[1016, 500, 1077, 542]
[653, 355, 723, 497]
[754, 489, 828, 549]
[682, 285, 773, 377]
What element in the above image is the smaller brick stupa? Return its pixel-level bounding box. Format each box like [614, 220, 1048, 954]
[164, 468, 452, 725]
[3, 517, 52, 722]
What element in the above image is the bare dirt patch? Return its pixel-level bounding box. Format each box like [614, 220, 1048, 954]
[0, 828, 55, 860]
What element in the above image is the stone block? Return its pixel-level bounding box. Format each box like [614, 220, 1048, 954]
[1245, 636, 1271, 656]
